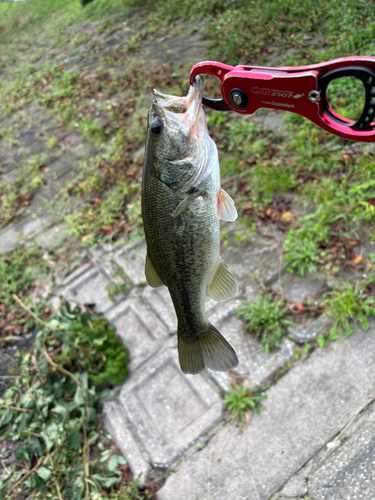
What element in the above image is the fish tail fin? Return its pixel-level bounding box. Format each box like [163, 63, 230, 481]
[178, 323, 238, 374]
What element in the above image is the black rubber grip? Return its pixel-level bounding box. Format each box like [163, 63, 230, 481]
[319, 66, 375, 130]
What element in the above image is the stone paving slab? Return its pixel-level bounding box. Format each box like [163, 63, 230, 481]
[221, 234, 283, 288]
[271, 271, 327, 304]
[0, 213, 52, 253]
[103, 400, 152, 482]
[105, 295, 167, 371]
[287, 313, 333, 344]
[114, 240, 147, 286]
[206, 314, 295, 391]
[274, 399, 375, 500]
[157, 323, 375, 500]
[142, 285, 178, 334]
[53, 265, 120, 314]
[104, 346, 223, 474]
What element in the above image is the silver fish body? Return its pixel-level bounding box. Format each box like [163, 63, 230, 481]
[141, 76, 239, 374]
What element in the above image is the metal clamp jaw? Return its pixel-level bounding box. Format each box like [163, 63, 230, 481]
[189, 57, 375, 142]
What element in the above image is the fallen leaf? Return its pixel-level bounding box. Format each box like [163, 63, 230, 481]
[352, 254, 363, 265]
[281, 211, 293, 221]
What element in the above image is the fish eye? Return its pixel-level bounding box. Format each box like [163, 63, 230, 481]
[151, 119, 164, 136]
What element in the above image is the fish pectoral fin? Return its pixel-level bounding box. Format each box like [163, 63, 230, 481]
[171, 187, 202, 218]
[216, 188, 238, 222]
[178, 323, 238, 374]
[207, 257, 239, 301]
[145, 253, 164, 288]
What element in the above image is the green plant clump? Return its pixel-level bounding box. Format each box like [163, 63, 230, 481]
[224, 384, 267, 422]
[324, 280, 375, 339]
[236, 292, 294, 354]
[0, 302, 132, 499]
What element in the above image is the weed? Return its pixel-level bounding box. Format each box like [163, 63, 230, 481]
[78, 117, 107, 143]
[107, 270, 130, 302]
[224, 384, 267, 422]
[46, 136, 59, 148]
[0, 244, 51, 341]
[324, 279, 375, 338]
[0, 153, 47, 229]
[236, 292, 295, 354]
[285, 234, 323, 276]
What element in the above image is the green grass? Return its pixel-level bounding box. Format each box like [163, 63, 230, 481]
[236, 292, 295, 354]
[324, 279, 375, 339]
[224, 384, 267, 422]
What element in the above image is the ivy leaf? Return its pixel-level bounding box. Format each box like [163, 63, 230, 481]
[0, 409, 13, 428]
[41, 422, 58, 451]
[74, 386, 86, 407]
[37, 466, 52, 481]
[107, 454, 127, 472]
[87, 431, 99, 446]
[100, 449, 111, 462]
[76, 371, 88, 389]
[68, 430, 83, 450]
[15, 413, 27, 434]
[50, 404, 69, 419]
[93, 474, 121, 488]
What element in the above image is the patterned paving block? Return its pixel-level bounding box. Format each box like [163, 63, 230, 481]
[142, 285, 177, 333]
[56, 266, 115, 313]
[103, 401, 151, 483]
[207, 315, 295, 390]
[114, 240, 147, 285]
[288, 313, 333, 344]
[271, 271, 327, 303]
[116, 348, 223, 469]
[220, 232, 283, 287]
[106, 297, 167, 371]
[0, 213, 51, 253]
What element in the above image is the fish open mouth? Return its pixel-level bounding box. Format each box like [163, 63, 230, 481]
[152, 76, 204, 129]
[151, 76, 211, 191]
[153, 75, 203, 112]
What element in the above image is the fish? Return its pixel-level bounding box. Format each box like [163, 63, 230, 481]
[141, 75, 239, 374]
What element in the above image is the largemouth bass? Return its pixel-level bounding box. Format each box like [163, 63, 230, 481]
[141, 76, 239, 374]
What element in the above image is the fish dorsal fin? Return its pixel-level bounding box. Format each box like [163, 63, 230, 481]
[145, 253, 164, 288]
[217, 188, 238, 222]
[207, 257, 239, 302]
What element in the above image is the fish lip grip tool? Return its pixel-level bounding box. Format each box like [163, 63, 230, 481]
[189, 57, 375, 142]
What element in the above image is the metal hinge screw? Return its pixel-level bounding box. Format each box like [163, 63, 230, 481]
[308, 90, 320, 103]
[231, 93, 243, 105]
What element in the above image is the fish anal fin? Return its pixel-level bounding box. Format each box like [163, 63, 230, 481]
[145, 253, 164, 288]
[207, 257, 239, 302]
[217, 188, 238, 222]
[178, 323, 238, 374]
